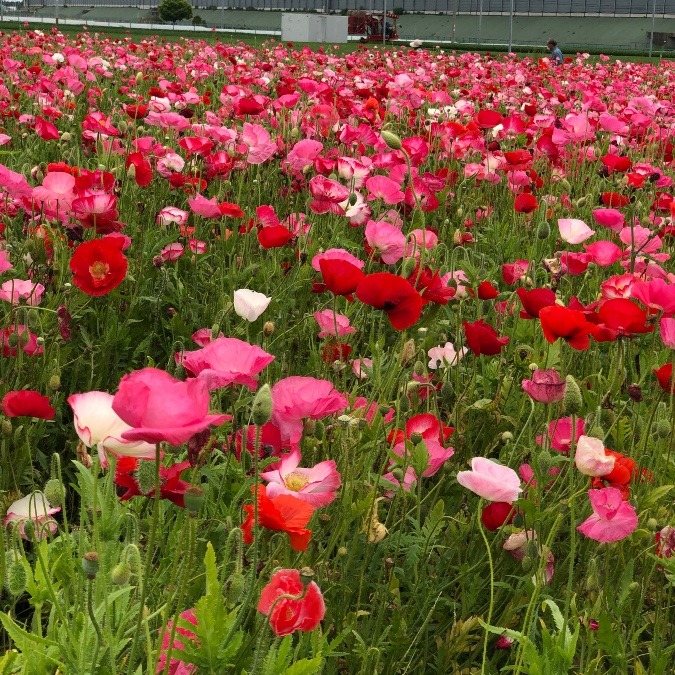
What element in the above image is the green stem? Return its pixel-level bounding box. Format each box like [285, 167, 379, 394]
[478, 502, 495, 675]
[87, 577, 104, 670]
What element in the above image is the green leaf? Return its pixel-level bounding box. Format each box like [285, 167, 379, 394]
[0, 613, 61, 651]
[284, 657, 324, 675]
[641, 484, 673, 510]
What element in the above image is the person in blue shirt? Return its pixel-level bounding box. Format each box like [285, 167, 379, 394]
[547, 39, 564, 65]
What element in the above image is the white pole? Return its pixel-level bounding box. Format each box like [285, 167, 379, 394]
[383, 0, 386, 44]
[478, 0, 483, 46]
[508, 0, 514, 53]
[649, 0, 656, 58]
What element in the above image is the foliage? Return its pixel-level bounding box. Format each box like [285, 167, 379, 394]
[158, 0, 193, 24]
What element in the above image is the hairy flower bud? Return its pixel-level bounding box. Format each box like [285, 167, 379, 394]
[6, 556, 27, 596]
[44, 479, 65, 507]
[562, 375, 583, 416]
[251, 383, 273, 426]
[111, 563, 131, 586]
[135, 461, 157, 496]
[381, 130, 402, 151]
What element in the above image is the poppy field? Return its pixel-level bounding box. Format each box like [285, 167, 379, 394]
[0, 27, 674, 674]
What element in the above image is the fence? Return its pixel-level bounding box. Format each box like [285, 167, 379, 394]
[21, 0, 675, 17]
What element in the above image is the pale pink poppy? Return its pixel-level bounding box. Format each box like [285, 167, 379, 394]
[309, 176, 350, 214]
[233, 289, 271, 322]
[145, 111, 190, 131]
[68, 391, 155, 466]
[521, 369, 566, 403]
[313, 310, 356, 339]
[112, 368, 231, 446]
[365, 175, 405, 205]
[156, 152, 185, 178]
[574, 436, 615, 477]
[0, 249, 12, 273]
[660, 317, 675, 349]
[365, 220, 406, 264]
[188, 239, 207, 255]
[180, 337, 274, 391]
[456, 457, 522, 503]
[260, 449, 340, 507]
[33, 171, 76, 212]
[241, 122, 276, 164]
[160, 243, 185, 262]
[558, 218, 595, 244]
[271, 376, 348, 447]
[391, 438, 454, 478]
[188, 194, 222, 218]
[0, 163, 32, 200]
[0, 279, 45, 306]
[577, 487, 638, 543]
[351, 358, 373, 379]
[157, 206, 189, 227]
[3, 492, 60, 540]
[601, 274, 637, 300]
[285, 139, 323, 173]
[536, 417, 585, 454]
[427, 342, 466, 369]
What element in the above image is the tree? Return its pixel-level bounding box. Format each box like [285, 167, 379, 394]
[158, 0, 193, 24]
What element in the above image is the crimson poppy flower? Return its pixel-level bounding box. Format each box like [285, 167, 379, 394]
[114, 457, 191, 508]
[592, 298, 654, 341]
[654, 363, 675, 394]
[1, 390, 55, 420]
[124, 104, 148, 120]
[463, 319, 510, 356]
[516, 287, 557, 319]
[356, 273, 423, 330]
[258, 225, 294, 249]
[35, 116, 59, 141]
[474, 109, 503, 128]
[476, 281, 499, 300]
[242, 484, 314, 552]
[601, 192, 631, 208]
[502, 260, 529, 285]
[319, 259, 366, 297]
[219, 202, 245, 218]
[125, 152, 152, 187]
[258, 569, 325, 637]
[481, 502, 516, 531]
[600, 154, 632, 174]
[538, 305, 596, 351]
[407, 265, 455, 305]
[514, 193, 538, 214]
[69, 238, 128, 297]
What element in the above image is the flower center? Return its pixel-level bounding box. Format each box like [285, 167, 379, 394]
[89, 260, 110, 282]
[284, 471, 309, 492]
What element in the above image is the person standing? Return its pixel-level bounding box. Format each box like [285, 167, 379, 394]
[547, 39, 564, 65]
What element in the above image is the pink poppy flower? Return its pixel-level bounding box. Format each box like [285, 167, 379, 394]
[32, 171, 76, 212]
[456, 457, 522, 503]
[365, 220, 406, 264]
[521, 369, 566, 403]
[271, 376, 348, 448]
[660, 317, 675, 349]
[68, 391, 156, 466]
[156, 608, 198, 675]
[157, 206, 189, 227]
[3, 492, 60, 540]
[1, 325, 43, 357]
[313, 310, 357, 339]
[536, 417, 586, 454]
[365, 175, 405, 205]
[351, 358, 373, 379]
[631, 279, 675, 315]
[558, 218, 595, 244]
[0, 279, 45, 306]
[241, 122, 276, 164]
[0, 249, 12, 274]
[112, 368, 231, 446]
[188, 194, 222, 219]
[285, 139, 323, 173]
[391, 438, 454, 478]
[577, 487, 638, 543]
[160, 243, 185, 263]
[583, 241, 623, 267]
[427, 342, 466, 369]
[574, 436, 615, 477]
[179, 337, 274, 391]
[311, 248, 364, 272]
[260, 449, 340, 507]
[592, 208, 625, 232]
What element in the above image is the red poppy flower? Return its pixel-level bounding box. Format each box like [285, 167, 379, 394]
[320, 259, 366, 297]
[321, 341, 352, 363]
[125, 152, 152, 187]
[258, 569, 325, 637]
[35, 116, 59, 141]
[592, 298, 654, 341]
[124, 104, 148, 120]
[516, 287, 557, 319]
[590, 449, 636, 499]
[407, 265, 455, 305]
[1, 390, 55, 420]
[242, 484, 314, 552]
[463, 319, 510, 356]
[476, 281, 499, 300]
[219, 202, 245, 218]
[514, 193, 538, 214]
[474, 109, 503, 128]
[356, 273, 423, 330]
[600, 154, 632, 174]
[481, 502, 516, 531]
[258, 226, 294, 249]
[601, 192, 631, 208]
[538, 305, 596, 351]
[114, 457, 191, 508]
[69, 238, 128, 297]
[654, 363, 675, 394]
[502, 260, 529, 285]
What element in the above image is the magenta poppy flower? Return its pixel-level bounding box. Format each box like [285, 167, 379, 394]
[577, 487, 638, 543]
[179, 337, 275, 391]
[364, 220, 406, 264]
[456, 457, 522, 503]
[112, 368, 231, 446]
[536, 416, 586, 454]
[260, 449, 341, 507]
[521, 369, 566, 403]
[271, 376, 348, 448]
[660, 317, 675, 349]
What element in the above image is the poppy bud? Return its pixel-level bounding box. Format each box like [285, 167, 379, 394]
[348, 193, 358, 206]
[49, 375, 61, 391]
[599, 408, 615, 428]
[226, 572, 246, 602]
[400, 339, 416, 366]
[586, 425, 604, 440]
[135, 461, 156, 496]
[627, 383, 642, 402]
[413, 360, 425, 376]
[6, 556, 27, 596]
[501, 431, 513, 443]
[111, 563, 131, 586]
[562, 375, 583, 416]
[441, 381, 454, 403]
[521, 556, 532, 572]
[184, 486, 205, 516]
[124, 544, 142, 575]
[381, 130, 402, 151]
[536, 221, 551, 239]
[44, 479, 64, 507]
[654, 419, 671, 439]
[126, 163, 136, 180]
[251, 384, 273, 426]
[337, 546, 348, 556]
[2, 420, 12, 437]
[263, 321, 275, 337]
[82, 552, 100, 579]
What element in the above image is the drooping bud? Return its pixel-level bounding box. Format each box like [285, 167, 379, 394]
[111, 563, 131, 586]
[44, 479, 65, 507]
[562, 375, 583, 416]
[655, 419, 671, 439]
[381, 130, 402, 151]
[536, 221, 551, 239]
[5, 555, 27, 596]
[251, 383, 273, 426]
